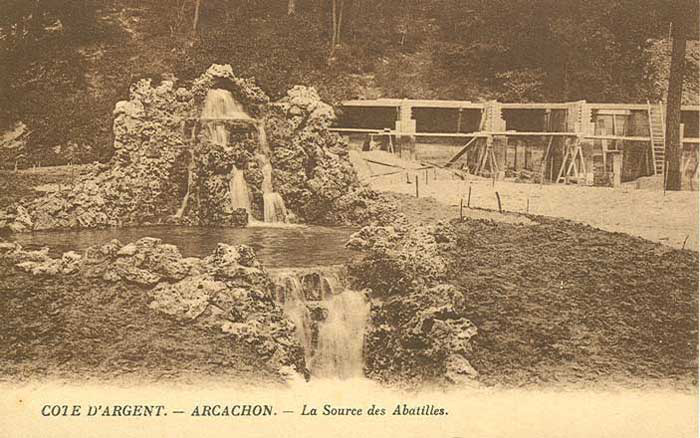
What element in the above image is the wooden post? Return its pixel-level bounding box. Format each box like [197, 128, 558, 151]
[460, 199, 463, 220]
[425, 169, 428, 185]
[612, 152, 622, 188]
[495, 191, 503, 213]
[415, 175, 419, 198]
[467, 185, 472, 208]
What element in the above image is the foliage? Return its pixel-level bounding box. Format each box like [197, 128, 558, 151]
[0, 0, 698, 166]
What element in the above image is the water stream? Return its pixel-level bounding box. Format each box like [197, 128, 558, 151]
[312, 292, 370, 379]
[229, 165, 252, 213]
[270, 267, 370, 379]
[200, 89, 287, 224]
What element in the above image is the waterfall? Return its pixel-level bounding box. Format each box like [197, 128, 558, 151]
[257, 122, 271, 156]
[175, 151, 195, 218]
[229, 165, 251, 213]
[312, 292, 370, 379]
[257, 149, 288, 223]
[270, 267, 369, 379]
[199, 88, 287, 223]
[200, 89, 255, 217]
[279, 276, 314, 365]
[201, 89, 252, 123]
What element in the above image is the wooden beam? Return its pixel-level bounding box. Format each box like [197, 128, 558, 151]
[445, 137, 479, 168]
[328, 128, 383, 133]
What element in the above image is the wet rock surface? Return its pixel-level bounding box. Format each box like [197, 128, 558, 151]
[0, 238, 305, 380]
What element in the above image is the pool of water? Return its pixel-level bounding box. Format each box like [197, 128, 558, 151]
[10, 225, 359, 268]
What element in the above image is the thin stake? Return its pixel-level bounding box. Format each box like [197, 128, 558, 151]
[663, 160, 668, 196]
[467, 185, 472, 208]
[406, 172, 410, 183]
[526, 196, 530, 213]
[682, 235, 689, 250]
[495, 191, 503, 213]
[460, 199, 464, 220]
[425, 169, 428, 185]
[415, 175, 419, 198]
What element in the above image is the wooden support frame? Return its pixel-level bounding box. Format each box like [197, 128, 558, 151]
[474, 136, 500, 177]
[556, 137, 587, 184]
[539, 136, 554, 182]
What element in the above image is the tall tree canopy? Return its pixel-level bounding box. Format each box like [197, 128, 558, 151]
[0, 0, 697, 167]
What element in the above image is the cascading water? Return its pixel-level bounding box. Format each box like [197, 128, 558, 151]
[200, 89, 255, 218]
[257, 152, 288, 223]
[312, 292, 370, 379]
[175, 151, 196, 218]
[270, 268, 370, 379]
[201, 89, 252, 125]
[229, 165, 252, 213]
[199, 88, 287, 224]
[279, 276, 314, 365]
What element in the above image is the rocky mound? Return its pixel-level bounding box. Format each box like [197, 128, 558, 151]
[0, 237, 306, 379]
[0, 65, 402, 232]
[346, 223, 479, 386]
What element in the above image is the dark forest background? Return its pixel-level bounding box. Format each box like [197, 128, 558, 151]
[1, 0, 698, 166]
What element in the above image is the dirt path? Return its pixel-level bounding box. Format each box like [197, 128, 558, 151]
[371, 174, 698, 250]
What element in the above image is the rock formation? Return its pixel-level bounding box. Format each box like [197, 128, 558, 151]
[346, 222, 479, 386]
[0, 64, 402, 232]
[0, 238, 306, 377]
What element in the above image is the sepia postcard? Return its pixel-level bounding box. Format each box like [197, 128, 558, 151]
[0, 1, 698, 436]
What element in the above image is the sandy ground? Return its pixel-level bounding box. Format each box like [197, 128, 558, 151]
[352, 151, 699, 250]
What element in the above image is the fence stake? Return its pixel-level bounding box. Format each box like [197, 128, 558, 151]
[496, 191, 503, 213]
[415, 175, 419, 198]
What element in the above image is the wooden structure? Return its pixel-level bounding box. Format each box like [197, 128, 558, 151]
[333, 99, 700, 186]
[647, 101, 666, 175]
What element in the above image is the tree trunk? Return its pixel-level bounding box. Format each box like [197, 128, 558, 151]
[331, 0, 337, 47]
[664, 17, 687, 191]
[192, 0, 202, 32]
[288, 0, 296, 15]
[336, 0, 344, 45]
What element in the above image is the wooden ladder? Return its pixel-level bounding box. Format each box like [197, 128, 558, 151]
[647, 101, 666, 175]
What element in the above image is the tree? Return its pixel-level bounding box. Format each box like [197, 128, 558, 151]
[330, 0, 345, 47]
[664, 9, 690, 190]
[193, 0, 202, 32]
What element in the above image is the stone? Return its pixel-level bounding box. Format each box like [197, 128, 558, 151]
[445, 354, 479, 384]
[356, 223, 479, 386]
[148, 274, 227, 320]
[60, 251, 83, 274]
[6, 64, 400, 231]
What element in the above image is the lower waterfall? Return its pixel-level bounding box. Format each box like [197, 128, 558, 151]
[312, 292, 370, 379]
[271, 267, 370, 379]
